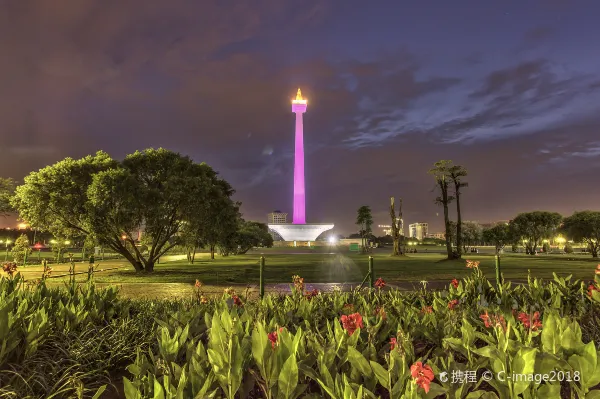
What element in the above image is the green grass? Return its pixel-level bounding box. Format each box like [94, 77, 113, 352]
[8, 249, 597, 299]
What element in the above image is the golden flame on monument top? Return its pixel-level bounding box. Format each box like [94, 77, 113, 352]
[292, 88, 307, 104]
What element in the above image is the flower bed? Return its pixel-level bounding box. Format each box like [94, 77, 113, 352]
[1, 261, 600, 398]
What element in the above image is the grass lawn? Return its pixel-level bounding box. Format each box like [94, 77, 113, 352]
[6, 249, 598, 299]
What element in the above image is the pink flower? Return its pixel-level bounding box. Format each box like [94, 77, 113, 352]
[450, 279, 459, 288]
[389, 337, 397, 350]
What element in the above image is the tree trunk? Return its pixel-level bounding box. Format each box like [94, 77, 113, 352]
[591, 244, 598, 258]
[210, 244, 215, 260]
[192, 248, 196, 263]
[441, 184, 454, 259]
[455, 190, 463, 258]
[393, 240, 399, 256]
[145, 261, 154, 272]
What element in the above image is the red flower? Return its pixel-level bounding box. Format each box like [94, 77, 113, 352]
[410, 362, 435, 393]
[421, 306, 433, 314]
[305, 288, 319, 300]
[450, 279, 459, 289]
[340, 313, 364, 336]
[232, 295, 243, 307]
[447, 299, 459, 310]
[588, 284, 598, 298]
[480, 311, 507, 332]
[2, 262, 17, 276]
[466, 260, 480, 269]
[374, 278, 386, 288]
[267, 331, 278, 349]
[390, 337, 397, 350]
[194, 279, 202, 289]
[517, 311, 543, 331]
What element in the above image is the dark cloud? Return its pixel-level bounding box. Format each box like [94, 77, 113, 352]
[1, 0, 600, 233]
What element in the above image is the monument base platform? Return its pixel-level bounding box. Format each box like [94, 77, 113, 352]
[268, 223, 334, 242]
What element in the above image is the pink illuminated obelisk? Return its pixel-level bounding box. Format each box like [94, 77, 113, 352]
[291, 88, 307, 224]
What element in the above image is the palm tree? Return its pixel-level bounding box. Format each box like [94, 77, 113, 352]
[448, 164, 468, 258]
[356, 205, 373, 253]
[429, 161, 456, 260]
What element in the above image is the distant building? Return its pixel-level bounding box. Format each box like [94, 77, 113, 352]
[378, 218, 404, 236]
[427, 232, 445, 240]
[267, 211, 288, 224]
[408, 223, 428, 240]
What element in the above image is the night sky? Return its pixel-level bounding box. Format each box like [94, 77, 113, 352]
[1, 1, 599, 234]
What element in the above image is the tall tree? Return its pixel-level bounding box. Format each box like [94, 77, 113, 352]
[429, 160, 456, 259]
[356, 205, 373, 253]
[461, 221, 482, 252]
[0, 178, 15, 217]
[12, 149, 231, 272]
[561, 211, 600, 258]
[389, 197, 404, 256]
[448, 164, 468, 258]
[482, 223, 512, 254]
[510, 211, 562, 255]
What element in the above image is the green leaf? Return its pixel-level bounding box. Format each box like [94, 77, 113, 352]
[123, 377, 140, 399]
[586, 390, 600, 399]
[346, 346, 373, 379]
[466, 391, 499, 399]
[278, 354, 299, 399]
[251, 323, 268, 369]
[91, 385, 107, 399]
[153, 378, 165, 399]
[536, 383, 561, 399]
[369, 361, 390, 389]
[511, 348, 537, 396]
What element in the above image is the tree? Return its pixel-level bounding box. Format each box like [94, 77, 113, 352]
[11, 234, 30, 265]
[461, 221, 482, 252]
[561, 211, 600, 258]
[510, 211, 562, 255]
[356, 205, 373, 253]
[0, 178, 15, 217]
[182, 178, 239, 260]
[429, 160, 456, 260]
[230, 221, 274, 255]
[482, 223, 512, 254]
[389, 197, 404, 256]
[448, 164, 468, 258]
[12, 149, 231, 272]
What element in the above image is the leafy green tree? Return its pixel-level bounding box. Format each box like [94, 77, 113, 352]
[461, 221, 482, 252]
[429, 160, 456, 260]
[232, 221, 274, 255]
[510, 211, 562, 255]
[482, 223, 513, 254]
[182, 178, 239, 260]
[561, 211, 600, 258]
[12, 149, 232, 272]
[50, 238, 69, 263]
[11, 234, 30, 265]
[0, 178, 15, 217]
[448, 164, 468, 257]
[355, 206, 373, 253]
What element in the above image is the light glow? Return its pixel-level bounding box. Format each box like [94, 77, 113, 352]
[292, 88, 307, 104]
